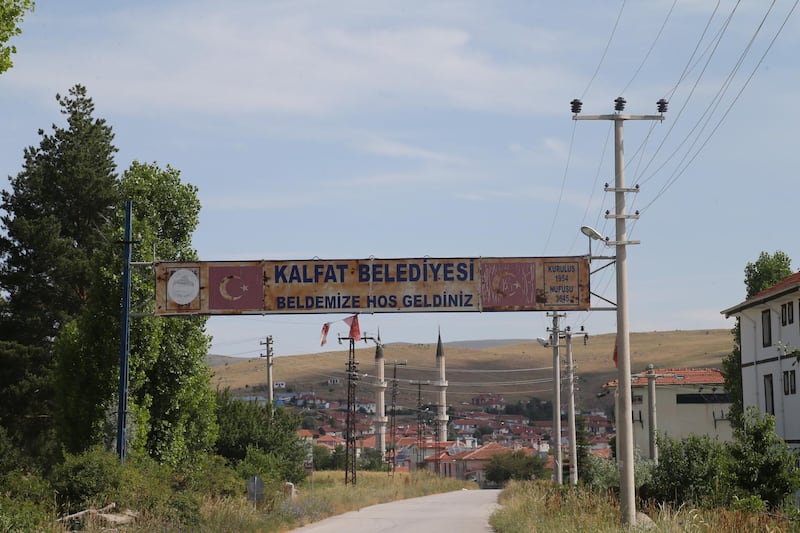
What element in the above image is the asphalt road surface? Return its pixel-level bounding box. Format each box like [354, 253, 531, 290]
[289, 488, 501, 533]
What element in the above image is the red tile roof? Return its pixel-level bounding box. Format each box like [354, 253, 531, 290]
[605, 367, 725, 388]
[722, 271, 800, 316]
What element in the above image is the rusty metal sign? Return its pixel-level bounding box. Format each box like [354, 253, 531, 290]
[154, 256, 589, 316]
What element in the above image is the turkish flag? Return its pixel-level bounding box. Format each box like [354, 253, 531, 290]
[320, 323, 331, 346]
[208, 264, 264, 311]
[613, 338, 618, 368]
[343, 314, 361, 341]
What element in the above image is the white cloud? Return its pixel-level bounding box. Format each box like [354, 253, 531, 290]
[8, 2, 582, 117]
[360, 138, 464, 164]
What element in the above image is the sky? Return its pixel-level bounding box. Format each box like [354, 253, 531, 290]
[2, 1, 799, 359]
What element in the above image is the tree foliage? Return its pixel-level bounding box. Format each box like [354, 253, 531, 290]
[643, 408, 800, 510]
[722, 251, 792, 429]
[0, 85, 118, 460]
[0, 0, 34, 74]
[53, 161, 217, 463]
[215, 390, 306, 483]
[0, 84, 119, 347]
[728, 406, 800, 508]
[649, 434, 732, 507]
[484, 450, 548, 485]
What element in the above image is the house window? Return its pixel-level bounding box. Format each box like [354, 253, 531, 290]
[781, 302, 794, 326]
[784, 370, 797, 395]
[764, 374, 775, 416]
[675, 393, 730, 404]
[762, 309, 772, 347]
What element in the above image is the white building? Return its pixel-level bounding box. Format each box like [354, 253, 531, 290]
[605, 367, 733, 460]
[722, 272, 800, 450]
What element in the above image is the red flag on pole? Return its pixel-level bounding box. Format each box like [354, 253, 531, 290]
[613, 338, 618, 368]
[320, 323, 331, 346]
[343, 314, 361, 341]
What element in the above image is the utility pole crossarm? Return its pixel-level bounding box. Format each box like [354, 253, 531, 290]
[574, 114, 665, 121]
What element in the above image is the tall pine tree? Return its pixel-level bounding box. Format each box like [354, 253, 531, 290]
[0, 85, 118, 459]
[0, 84, 119, 346]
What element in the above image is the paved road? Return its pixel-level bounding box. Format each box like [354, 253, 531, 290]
[289, 488, 501, 533]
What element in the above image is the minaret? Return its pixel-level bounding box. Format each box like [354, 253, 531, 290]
[434, 331, 449, 444]
[374, 333, 388, 458]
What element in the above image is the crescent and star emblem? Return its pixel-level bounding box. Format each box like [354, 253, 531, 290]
[219, 274, 248, 301]
[492, 271, 522, 298]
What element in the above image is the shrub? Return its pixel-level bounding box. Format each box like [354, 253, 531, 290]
[728, 406, 800, 508]
[50, 446, 124, 514]
[174, 453, 242, 498]
[649, 434, 733, 507]
[484, 451, 548, 485]
[0, 494, 51, 532]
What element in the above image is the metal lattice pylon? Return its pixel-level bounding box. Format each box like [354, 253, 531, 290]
[344, 338, 358, 485]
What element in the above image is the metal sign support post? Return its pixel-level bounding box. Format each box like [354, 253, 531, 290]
[116, 200, 133, 464]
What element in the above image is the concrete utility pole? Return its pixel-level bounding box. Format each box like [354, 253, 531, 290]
[572, 96, 667, 526]
[389, 360, 407, 475]
[260, 335, 274, 404]
[540, 312, 563, 485]
[647, 364, 659, 465]
[565, 328, 578, 486]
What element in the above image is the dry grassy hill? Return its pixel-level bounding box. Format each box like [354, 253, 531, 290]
[210, 329, 733, 414]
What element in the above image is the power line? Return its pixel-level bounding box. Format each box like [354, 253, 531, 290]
[641, 0, 797, 212]
[581, 0, 627, 99]
[618, 0, 677, 95]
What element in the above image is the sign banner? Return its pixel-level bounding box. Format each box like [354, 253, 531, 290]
[154, 256, 590, 316]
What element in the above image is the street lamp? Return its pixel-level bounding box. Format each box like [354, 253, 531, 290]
[580, 225, 605, 241]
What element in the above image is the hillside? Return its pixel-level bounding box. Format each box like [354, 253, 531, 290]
[210, 329, 733, 414]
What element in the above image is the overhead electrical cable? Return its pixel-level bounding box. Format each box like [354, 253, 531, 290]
[618, 0, 677, 95]
[541, 120, 578, 254]
[635, 1, 741, 187]
[580, 0, 627, 99]
[641, 0, 797, 212]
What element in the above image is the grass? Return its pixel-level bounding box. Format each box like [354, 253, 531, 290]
[489, 481, 796, 533]
[47, 470, 473, 532]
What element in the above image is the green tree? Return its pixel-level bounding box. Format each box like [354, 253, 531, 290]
[722, 251, 792, 429]
[649, 434, 732, 507]
[484, 450, 548, 485]
[0, 85, 118, 459]
[0, 341, 52, 458]
[301, 416, 318, 430]
[575, 415, 592, 484]
[215, 389, 306, 481]
[312, 444, 333, 470]
[123, 162, 216, 463]
[473, 425, 493, 441]
[728, 406, 800, 508]
[358, 448, 387, 472]
[54, 161, 217, 463]
[0, 0, 34, 74]
[0, 85, 119, 347]
[330, 444, 347, 470]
